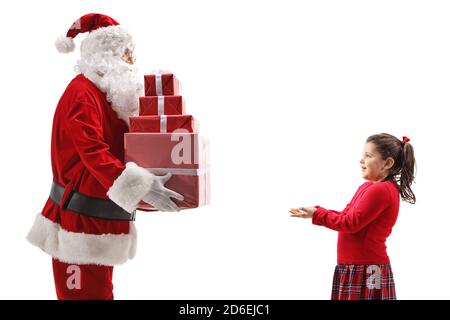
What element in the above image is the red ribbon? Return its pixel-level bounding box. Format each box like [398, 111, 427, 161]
[402, 136, 410, 143]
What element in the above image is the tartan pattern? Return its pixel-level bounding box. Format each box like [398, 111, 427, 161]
[331, 264, 396, 300]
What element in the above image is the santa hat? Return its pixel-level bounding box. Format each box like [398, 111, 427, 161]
[55, 13, 131, 54]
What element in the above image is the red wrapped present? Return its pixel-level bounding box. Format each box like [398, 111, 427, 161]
[125, 133, 209, 169]
[125, 133, 210, 210]
[129, 115, 197, 133]
[144, 73, 180, 96]
[139, 96, 185, 116]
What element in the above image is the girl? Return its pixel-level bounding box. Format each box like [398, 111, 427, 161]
[290, 133, 416, 300]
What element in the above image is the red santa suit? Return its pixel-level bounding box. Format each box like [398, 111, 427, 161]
[26, 13, 158, 300]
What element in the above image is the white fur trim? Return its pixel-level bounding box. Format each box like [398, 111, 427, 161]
[107, 162, 155, 213]
[55, 35, 75, 53]
[26, 214, 137, 266]
[80, 25, 134, 58]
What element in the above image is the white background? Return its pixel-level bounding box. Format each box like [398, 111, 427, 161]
[0, 0, 449, 300]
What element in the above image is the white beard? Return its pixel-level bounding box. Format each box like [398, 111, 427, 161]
[76, 52, 143, 126]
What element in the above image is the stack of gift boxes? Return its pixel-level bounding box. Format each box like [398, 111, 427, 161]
[125, 72, 210, 211]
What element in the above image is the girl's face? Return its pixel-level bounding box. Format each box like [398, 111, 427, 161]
[360, 142, 393, 182]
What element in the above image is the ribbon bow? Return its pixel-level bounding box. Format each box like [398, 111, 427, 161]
[402, 136, 410, 143]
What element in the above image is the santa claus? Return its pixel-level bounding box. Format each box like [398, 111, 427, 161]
[26, 13, 183, 300]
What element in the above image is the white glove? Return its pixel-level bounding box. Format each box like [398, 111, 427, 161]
[142, 173, 184, 212]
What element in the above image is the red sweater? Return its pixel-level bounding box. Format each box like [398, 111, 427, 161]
[312, 181, 400, 264]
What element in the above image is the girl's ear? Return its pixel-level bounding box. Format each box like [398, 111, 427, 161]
[385, 157, 395, 170]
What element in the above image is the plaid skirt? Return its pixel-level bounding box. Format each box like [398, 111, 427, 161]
[331, 264, 396, 300]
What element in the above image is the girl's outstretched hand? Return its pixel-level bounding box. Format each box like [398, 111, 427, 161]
[289, 207, 316, 219]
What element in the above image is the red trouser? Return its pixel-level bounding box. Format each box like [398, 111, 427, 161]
[52, 258, 114, 300]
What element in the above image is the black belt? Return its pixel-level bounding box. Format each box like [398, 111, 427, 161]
[49, 182, 136, 221]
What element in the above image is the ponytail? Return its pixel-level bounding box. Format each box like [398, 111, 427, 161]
[400, 141, 416, 204]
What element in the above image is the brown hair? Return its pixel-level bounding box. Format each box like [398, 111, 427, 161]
[366, 133, 416, 204]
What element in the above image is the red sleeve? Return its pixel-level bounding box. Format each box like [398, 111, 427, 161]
[65, 97, 125, 190]
[313, 202, 352, 217]
[312, 183, 392, 233]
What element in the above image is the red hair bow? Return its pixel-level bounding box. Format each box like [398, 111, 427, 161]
[402, 136, 410, 143]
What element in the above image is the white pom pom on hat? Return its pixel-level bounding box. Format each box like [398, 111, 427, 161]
[55, 35, 76, 53]
[55, 13, 120, 54]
